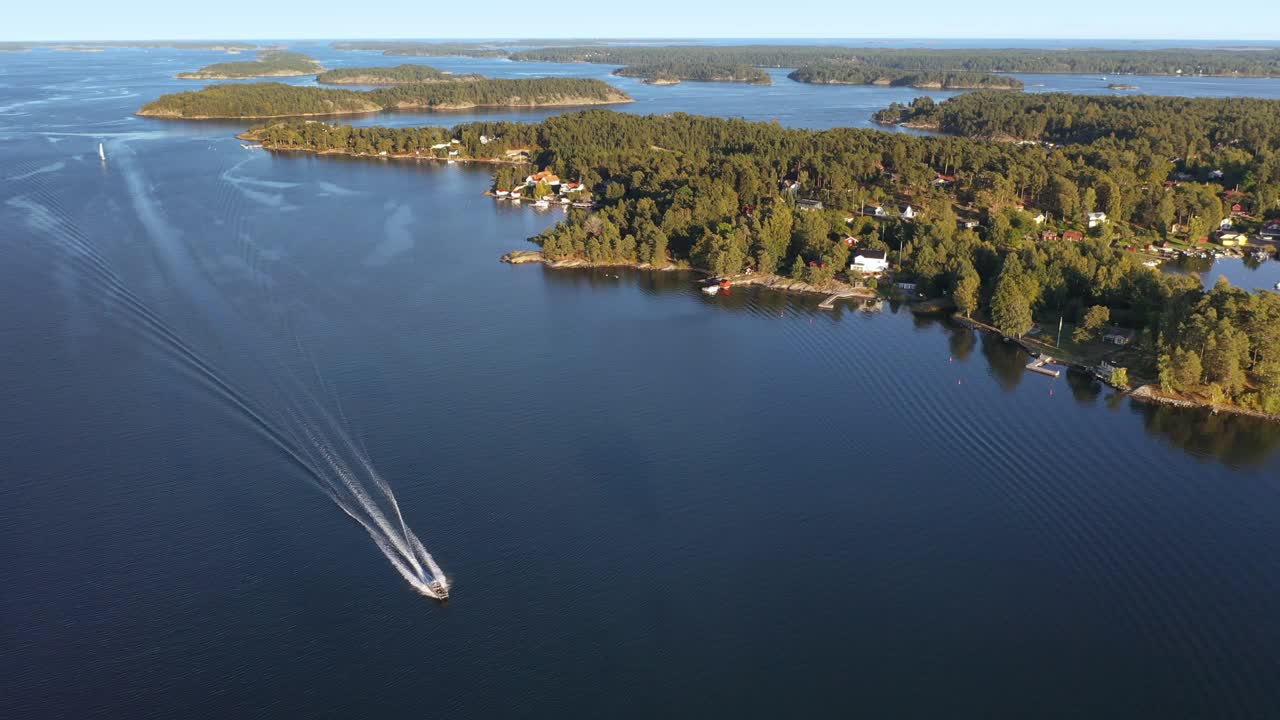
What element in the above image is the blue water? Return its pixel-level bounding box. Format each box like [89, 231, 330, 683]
[3, 45, 1280, 719]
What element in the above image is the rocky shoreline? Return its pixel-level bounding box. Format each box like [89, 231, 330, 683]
[501, 251, 878, 299]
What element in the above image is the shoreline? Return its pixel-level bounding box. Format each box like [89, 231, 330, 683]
[139, 95, 633, 120]
[176, 70, 313, 80]
[239, 137, 532, 166]
[952, 314, 1280, 423]
[501, 251, 879, 300]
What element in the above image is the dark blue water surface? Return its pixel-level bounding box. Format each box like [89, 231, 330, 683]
[3, 45, 1280, 720]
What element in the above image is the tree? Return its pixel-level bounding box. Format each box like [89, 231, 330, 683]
[1172, 347, 1203, 391]
[790, 255, 807, 280]
[1109, 367, 1129, 388]
[1072, 305, 1111, 343]
[991, 273, 1033, 337]
[953, 269, 980, 318]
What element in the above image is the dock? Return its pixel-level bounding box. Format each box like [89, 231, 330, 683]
[1025, 356, 1062, 377]
[818, 291, 862, 310]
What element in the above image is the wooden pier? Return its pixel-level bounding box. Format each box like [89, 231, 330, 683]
[1025, 356, 1062, 377]
[818, 292, 861, 310]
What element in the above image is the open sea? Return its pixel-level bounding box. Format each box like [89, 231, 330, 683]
[3, 42, 1280, 719]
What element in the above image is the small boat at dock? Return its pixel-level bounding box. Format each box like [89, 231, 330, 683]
[702, 285, 720, 295]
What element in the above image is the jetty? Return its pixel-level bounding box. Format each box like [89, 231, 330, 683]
[1025, 356, 1062, 377]
[818, 290, 865, 310]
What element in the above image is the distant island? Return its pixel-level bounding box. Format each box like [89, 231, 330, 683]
[613, 63, 772, 85]
[788, 63, 1023, 90]
[177, 51, 322, 79]
[506, 45, 1280, 78]
[138, 78, 632, 119]
[330, 41, 509, 58]
[1107, 83, 1140, 90]
[316, 64, 483, 85]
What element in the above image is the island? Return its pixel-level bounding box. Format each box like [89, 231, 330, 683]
[177, 51, 322, 80]
[316, 64, 483, 85]
[137, 78, 633, 119]
[240, 101, 1280, 420]
[330, 41, 509, 58]
[508, 45, 1280, 77]
[613, 63, 772, 86]
[1107, 83, 1140, 90]
[787, 63, 1023, 90]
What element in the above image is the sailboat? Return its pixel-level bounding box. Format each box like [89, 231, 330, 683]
[98, 143, 106, 161]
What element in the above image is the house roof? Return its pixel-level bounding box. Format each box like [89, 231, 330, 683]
[855, 249, 887, 260]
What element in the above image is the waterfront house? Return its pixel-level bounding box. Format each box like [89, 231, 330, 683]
[1063, 231, 1084, 241]
[901, 205, 917, 220]
[1087, 212, 1108, 228]
[525, 170, 561, 186]
[1261, 223, 1280, 239]
[560, 182, 585, 194]
[797, 198, 824, 211]
[430, 142, 450, 150]
[1101, 327, 1135, 346]
[850, 249, 889, 274]
[1219, 232, 1248, 246]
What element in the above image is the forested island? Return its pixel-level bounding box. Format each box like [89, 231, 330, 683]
[788, 63, 1023, 89]
[613, 63, 772, 85]
[177, 51, 321, 79]
[316, 64, 483, 85]
[330, 41, 509, 58]
[507, 45, 1280, 77]
[244, 105, 1280, 415]
[138, 78, 632, 118]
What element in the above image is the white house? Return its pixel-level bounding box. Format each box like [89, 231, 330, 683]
[850, 249, 888, 274]
[1032, 212, 1047, 225]
[865, 204, 888, 218]
[1087, 211, 1108, 228]
[901, 205, 917, 220]
[1219, 217, 1233, 229]
[430, 143, 450, 150]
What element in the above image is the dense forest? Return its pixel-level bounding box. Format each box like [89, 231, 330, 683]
[316, 64, 482, 85]
[788, 63, 1023, 89]
[138, 78, 631, 118]
[176, 51, 321, 79]
[613, 62, 772, 85]
[246, 107, 1280, 411]
[508, 45, 1280, 77]
[874, 92, 1280, 149]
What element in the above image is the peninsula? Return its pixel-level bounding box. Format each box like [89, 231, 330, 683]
[242, 105, 1280, 418]
[138, 78, 632, 119]
[316, 64, 483, 85]
[613, 63, 771, 85]
[177, 51, 322, 79]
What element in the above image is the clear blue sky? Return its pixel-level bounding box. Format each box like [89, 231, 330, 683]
[5, 0, 1278, 42]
